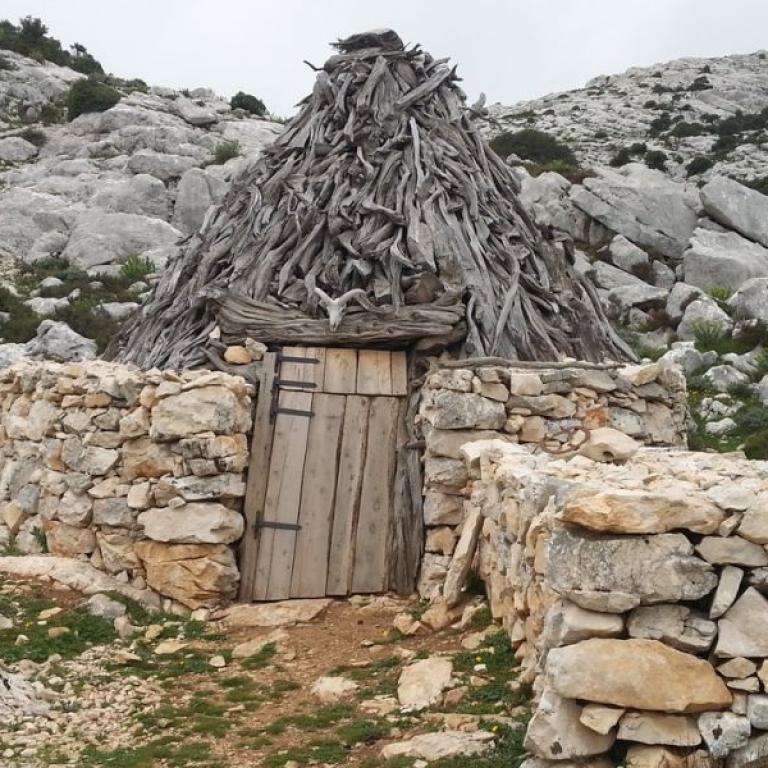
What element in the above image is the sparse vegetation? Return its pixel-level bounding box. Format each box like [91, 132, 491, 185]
[120, 254, 155, 281]
[644, 149, 668, 171]
[686, 156, 713, 177]
[211, 139, 241, 165]
[490, 128, 577, 166]
[0, 16, 103, 74]
[19, 126, 47, 147]
[66, 77, 121, 120]
[230, 91, 267, 116]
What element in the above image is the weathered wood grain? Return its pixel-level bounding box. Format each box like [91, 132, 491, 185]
[326, 395, 370, 595]
[290, 394, 346, 597]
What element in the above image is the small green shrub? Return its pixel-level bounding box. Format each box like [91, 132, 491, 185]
[211, 139, 241, 165]
[689, 75, 712, 91]
[0, 286, 40, 343]
[0, 53, 16, 70]
[66, 78, 121, 121]
[230, 91, 267, 116]
[609, 147, 632, 167]
[687, 156, 713, 177]
[648, 112, 672, 136]
[594, 129, 608, 139]
[744, 431, 768, 460]
[743, 176, 768, 196]
[0, 16, 103, 74]
[120, 254, 155, 281]
[644, 149, 668, 171]
[692, 319, 730, 353]
[19, 127, 46, 147]
[670, 121, 708, 138]
[490, 128, 577, 165]
[708, 286, 733, 302]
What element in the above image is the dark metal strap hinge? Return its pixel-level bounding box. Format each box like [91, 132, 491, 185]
[277, 379, 317, 389]
[274, 407, 314, 418]
[254, 520, 302, 533]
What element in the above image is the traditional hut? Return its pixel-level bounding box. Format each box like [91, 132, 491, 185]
[110, 30, 630, 601]
[111, 29, 627, 369]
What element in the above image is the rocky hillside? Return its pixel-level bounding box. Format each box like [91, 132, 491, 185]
[0, 37, 281, 363]
[486, 50, 768, 184]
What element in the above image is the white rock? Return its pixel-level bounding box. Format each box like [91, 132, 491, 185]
[698, 712, 751, 759]
[310, 676, 358, 703]
[397, 657, 453, 711]
[381, 730, 494, 761]
[684, 227, 768, 291]
[137, 503, 244, 544]
[701, 176, 768, 249]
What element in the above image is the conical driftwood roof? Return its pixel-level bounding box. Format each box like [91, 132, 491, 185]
[112, 29, 629, 369]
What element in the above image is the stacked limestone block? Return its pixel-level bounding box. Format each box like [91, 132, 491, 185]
[416, 361, 687, 600]
[467, 441, 768, 767]
[0, 360, 252, 611]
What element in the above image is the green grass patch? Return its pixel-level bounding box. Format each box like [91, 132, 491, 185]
[79, 737, 212, 767]
[239, 641, 277, 670]
[262, 740, 347, 768]
[0, 607, 116, 663]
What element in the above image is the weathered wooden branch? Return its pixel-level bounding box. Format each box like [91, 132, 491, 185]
[110, 28, 631, 369]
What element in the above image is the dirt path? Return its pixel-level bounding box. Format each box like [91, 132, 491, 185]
[0, 577, 530, 767]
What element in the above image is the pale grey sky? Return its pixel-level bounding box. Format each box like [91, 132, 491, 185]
[4, 0, 767, 116]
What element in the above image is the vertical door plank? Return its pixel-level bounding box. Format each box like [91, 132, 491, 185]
[290, 394, 346, 597]
[351, 396, 400, 593]
[253, 389, 313, 600]
[326, 396, 370, 596]
[390, 351, 408, 396]
[323, 349, 358, 394]
[237, 353, 278, 602]
[280, 346, 326, 390]
[356, 350, 392, 395]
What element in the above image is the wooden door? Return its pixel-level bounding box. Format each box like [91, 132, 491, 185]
[238, 347, 408, 601]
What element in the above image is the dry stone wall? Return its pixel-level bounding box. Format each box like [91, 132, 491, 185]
[416, 360, 688, 600]
[0, 360, 252, 611]
[460, 441, 768, 767]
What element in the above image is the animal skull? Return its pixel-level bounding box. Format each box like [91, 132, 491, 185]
[313, 287, 367, 331]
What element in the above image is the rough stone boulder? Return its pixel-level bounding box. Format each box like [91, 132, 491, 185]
[683, 228, 768, 291]
[150, 385, 251, 441]
[701, 176, 768, 249]
[137, 503, 243, 544]
[546, 638, 732, 712]
[715, 588, 768, 658]
[546, 529, 717, 611]
[728, 277, 768, 324]
[570, 165, 699, 259]
[560, 488, 724, 534]
[397, 656, 453, 710]
[60, 211, 181, 272]
[134, 541, 239, 609]
[525, 689, 616, 759]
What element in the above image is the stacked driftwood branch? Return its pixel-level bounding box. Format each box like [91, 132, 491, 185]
[110, 29, 630, 369]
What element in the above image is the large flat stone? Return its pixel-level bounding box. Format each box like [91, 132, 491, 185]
[701, 176, 768, 249]
[617, 712, 701, 747]
[216, 599, 332, 627]
[546, 638, 732, 713]
[546, 529, 717, 609]
[716, 588, 768, 658]
[561, 488, 724, 535]
[137, 503, 243, 544]
[525, 689, 615, 760]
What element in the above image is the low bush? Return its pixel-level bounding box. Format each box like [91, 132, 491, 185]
[19, 127, 46, 147]
[66, 78, 121, 121]
[670, 121, 708, 138]
[490, 128, 577, 165]
[609, 147, 632, 167]
[120, 254, 155, 281]
[686, 156, 713, 176]
[743, 175, 768, 196]
[211, 139, 241, 165]
[230, 91, 267, 116]
[648, 112, 672, 137]
[0, 16, 103, 74]
[644, 149, 668, 171]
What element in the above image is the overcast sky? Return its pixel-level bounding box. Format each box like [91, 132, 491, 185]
[4, 0, 768, 116]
